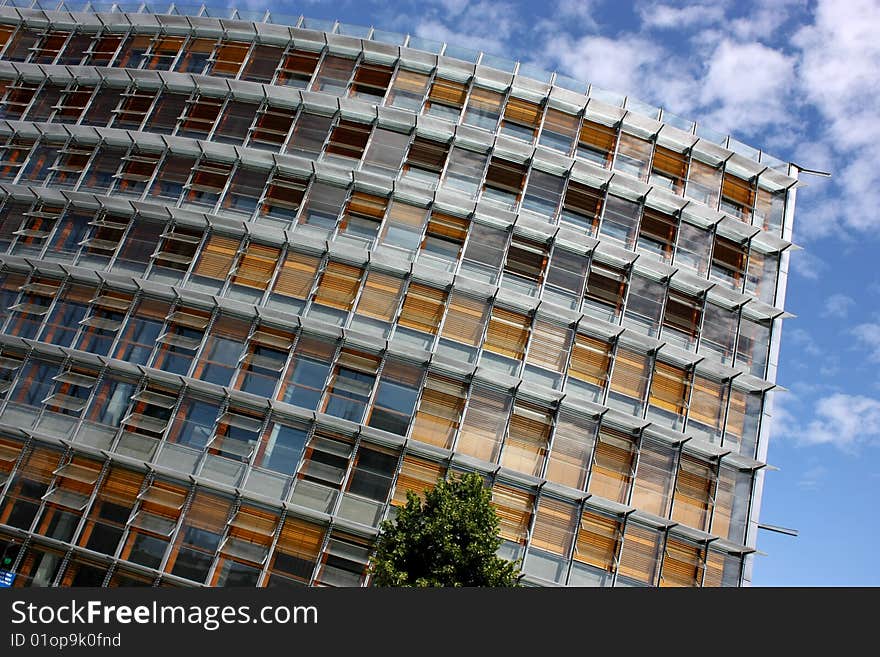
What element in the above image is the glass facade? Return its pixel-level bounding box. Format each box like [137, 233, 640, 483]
[0, 3, 797, 588]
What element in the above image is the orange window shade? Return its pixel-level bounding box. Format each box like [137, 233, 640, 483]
[545, 412, 596, 490]
[609, 348, 651, 401]
[440, 292, 488, 347]
[275, 516, 325, 561]
[484, 157, 527, 194]
[648, 361, 691, 415]
[579, 119, 617, 153]
[398, 283, 447, 335]
[406, 137, 450, 172]
[502, 404, 551, 476]
[312, 261, 363, 310]
[688, 375, 728, 430]
[542, 108, 579, 136]
[354, 271, 403, 322]
[181, 492, 231, 533]
[326, 120, 371, 159]
[526, 320, 572, 373]
[483, 307, 530, 360]
[530, 497, 578, 556]
[585, 264, 627, 309]
[19, 447, 63, 483]
[713, 237, 747, 273]
[391, 455, 445, 505]
[410, 374, 467, 448]
[722, 173, 755, 207]
[617, 523, 662, 584]
[492, 484, 533, 543]
[639, 209, 678, 249]
[574, 511, 621, 570]
[424, 211, 468, 242]
[652, 146, 687, 180]
[588, 429, 636, 504]
[568, 334, 613, 387]
[391, 69, 429, 94]
[346, 192, 388, 220]
[0, 26, 14, 47]
[279, 50, 320, 76]
[428, 78, 467, 107]
[193, 234, 240, 280]
[98, 467, 147, 506]
[503, 96, 542, 127]
[466, 86, 503, 112]
[227, 506, 278, 546]
[703, 550, 740, 588]
[663, 290, 702, 336]
[710, 467, 738, 540]
[273, 251, 320, 299]
[687, 160, 722, 204]
[672, 454, 716, 531]
[211, 41, 250, 75]
[661, 538, 702, 587]
[351, 63, 393, 93]
[233, 243, 280, 289]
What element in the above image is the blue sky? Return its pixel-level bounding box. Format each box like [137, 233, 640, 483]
[214, 0, 879, 585]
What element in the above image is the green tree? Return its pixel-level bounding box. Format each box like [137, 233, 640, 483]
[370, 471, 522, 587]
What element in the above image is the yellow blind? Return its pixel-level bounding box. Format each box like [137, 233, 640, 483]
[491, 484, 533, 543]
[233, 243, 280, 289]
[193, 234, 239, 280]
[617, 523, 662, 584]
[648, 361, 691, 415]
[273, 251, 320, 299]
[354, 271, 403, 322]
[574, 511, 621, 570]
[483, 307, 530, 360]
[530, 497, 578, 556]
[391, 456, 445, 505]
[410, 375, 467, 448]
[568, 334, 612, 387]
[440, 292, 488, 347]
[312, 262, 363, 310]
[398, 284, 447, 335]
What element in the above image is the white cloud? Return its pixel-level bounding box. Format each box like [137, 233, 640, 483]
[852, 323, 880, 362]
[638, 2, 726, 30]
[785, 327, 821, 356]
[821, 293, 856, 319]
[788, 249, 826, 280]
[698, 40, 796, 134]
[414, 1, 521, 56]
[797, 464, 828, 490]
[729, 0, 805, 40]
[773, 392, 880, 451]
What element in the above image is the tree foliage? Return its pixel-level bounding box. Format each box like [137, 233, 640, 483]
[370, 472, 522, 587]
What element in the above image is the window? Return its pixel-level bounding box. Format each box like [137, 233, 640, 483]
[322, 350, 379, 423]
[214, 100, 258, 144]
[298, 181, 346, 232]
[711, 236, 748, 288]
[526, 497, 578, 583]
[312, 56, 357, 95]
[578, 119, 617, 167]
[571, 510, 620, 586]
[623, 274, 666, 336]
[699, 302, 739, 364]
[256, 422, 307, 474]
[190, 233, 240, 288]
[312, 261, 363, 314]
[57, 33, 94, 65]
[0, 447, 61, 532]
[539, 109, 579, 154]
[315, 533, 371, 587]
[151, 307, 211, 376]
[115, 150, 161, 197]
[268, 250, 320, 311]
[614, 133, 653, 181]
[165, 397, 219, 450]
[492, 484, 534, 551]
[745, 250, 779, 305]
[3, 29, 41, 62]
[462, 87, 504, 130]
[481, 306, 530, 374]
[241, 44, 283, 83]
[349, 63, 394, 102]
[561, 181, 603, 233]
[661, 538, 703, 587]
[192, 316, 250, 387]
[676, 222, 712, 276]
[501, 403, 552, 476]
[456, 385, 512, 463]
[544, 247, 589, 309]
[339, 192, 388, 244]
[249, 104, 297, 149]
[482, 157, 527, 208]
[276, 49, 320, 88]
[583, 262, 628, 323]
[185, 159, 234, 209]
[720, 173, 755, 222]
[703, 550, 742, 588]
[80, 466, 145, 556]
[361, 127, 410, 174]
[0, 82, 38, 120]
[80, 146, 125, 192]
[754, 186, 785, 234]
[179, 95, 224, 139]
[662, 290, 703, 349]
[236, 328, 292, 398]
[686, 159, 722, 208]
[39, 283, 91, 347]
[325, 120, 372, 161]
[650, 146, 687, 193]
[286, 112, 333, 158]
[209, 41, 250, 78]
[419, 211, 468, 270]
[403, 136, 449, 186]
[222, 167, 270, 217]
[113, 298, 169, 365]
[637, 208, 678, 261]
[351, 270, 403, 336]
[600, 195, 642, 248]
[386, 69, 430, 111]
[410, 374, 467, 449]
[647, 362, 692, 430]
[143, 36, 184, 70]
[607, 347, 652, 415]
[122, 479, 183, 568]
[588, 427, 636, 504]
[616, 523, 663, 586]
[174, 38, 215, 73]
[378, 200, 427, 252]
[459, 223, 507, 284]
[0, 140, 34, 181]
[500, 96, 542, 142]
[392, 456, 445, 505]
[566, 333, 612, 401]
[145, 92, 187, 134]
[686, 374, 728, 444]
[230, 241, 280, 300]
[425, 77, 467, 120]
[521, 171, 565, 219]
[672, 454, 716, 531]
[208, 408, 264, 461]
[259, 170, 309, 224]
[712, 466, 752, 544]
[524, 319, 573, 388]
[167, 492, 231, 583]
[736, 317, 771, 378]
[148, 154, 196, 201]
[84, 375, 137, 429]
[439, 291, 489, 359]
[278, 336, 335, 411]
[546, 411, 597, 490]
[25, 86, 63, 122]
[501, 235, 549, 296]
[267, 517, 324, 587]
[34, 32, 71, 64]
[725, 388, 761, 457]
[215, 505, 279, 584]
[116, 35, 151, 68]
[346, 445, 398, 508]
